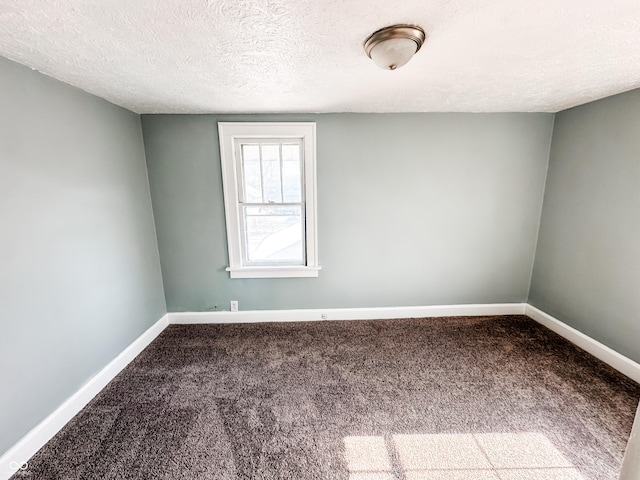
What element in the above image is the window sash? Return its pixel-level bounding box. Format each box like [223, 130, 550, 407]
[234, 139, 304, 205]
[240, 203, 306, 266]
[234, 138, 307, 266]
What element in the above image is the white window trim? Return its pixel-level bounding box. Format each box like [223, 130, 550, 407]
[218, 122, 320, 279]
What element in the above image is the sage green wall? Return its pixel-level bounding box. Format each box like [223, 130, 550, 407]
[0, 56, 166, 456]
[142, 113, 553, 312]
[529, 89, 640, 363]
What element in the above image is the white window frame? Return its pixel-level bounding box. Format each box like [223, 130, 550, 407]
[218, 122, 320, 279]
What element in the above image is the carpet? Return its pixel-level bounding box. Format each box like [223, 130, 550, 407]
[12, 315, 640, 479]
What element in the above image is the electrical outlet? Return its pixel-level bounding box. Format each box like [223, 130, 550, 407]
[320, 313, 328, 320]
[230, 300, 238, 312]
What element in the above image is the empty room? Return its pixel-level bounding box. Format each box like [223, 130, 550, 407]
[1, 1, 640, 479]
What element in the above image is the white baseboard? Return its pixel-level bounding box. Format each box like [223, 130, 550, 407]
[0, 314, 169, 480]
[168, 303, 527, 324]
[525, 305, 640, 384]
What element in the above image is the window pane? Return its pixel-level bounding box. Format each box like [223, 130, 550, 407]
[261, 144, 282, 203]
[244, 205, 303, 263]
[241, 144, 262, 203]
[282, 144, 302, 202]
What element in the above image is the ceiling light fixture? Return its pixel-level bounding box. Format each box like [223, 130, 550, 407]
[364, 24, 426, 71]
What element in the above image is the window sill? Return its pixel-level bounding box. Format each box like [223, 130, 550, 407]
[225, 266, 321, 279]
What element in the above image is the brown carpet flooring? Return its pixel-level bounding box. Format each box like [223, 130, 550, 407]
[12, 315, 640, 480]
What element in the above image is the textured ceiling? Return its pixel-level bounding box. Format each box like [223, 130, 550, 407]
[1, 0, 639, 114]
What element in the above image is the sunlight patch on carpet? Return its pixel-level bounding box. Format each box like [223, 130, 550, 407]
[344, 432, 585, 480]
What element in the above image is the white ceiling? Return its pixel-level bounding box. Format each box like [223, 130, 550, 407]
[1, 0, 639, 114]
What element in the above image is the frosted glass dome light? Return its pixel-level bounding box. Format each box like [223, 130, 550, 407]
[364, 25, 426, 70]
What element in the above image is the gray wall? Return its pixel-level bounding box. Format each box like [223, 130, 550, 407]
[0, 57, 166, 456]
[142, 113, 553, 312]
[529, 89, 640, 363]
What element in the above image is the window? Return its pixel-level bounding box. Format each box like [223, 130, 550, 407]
[218, 122, 320, 278]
